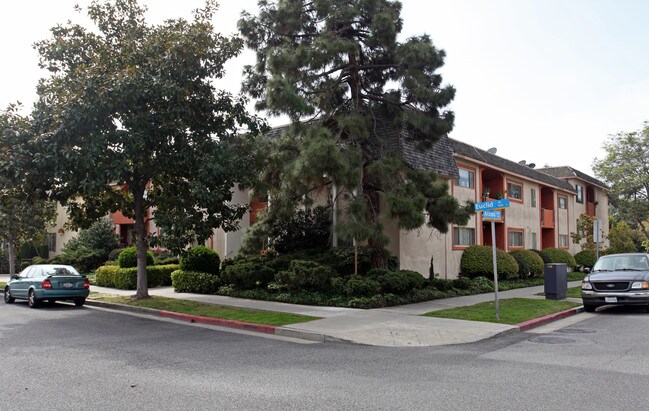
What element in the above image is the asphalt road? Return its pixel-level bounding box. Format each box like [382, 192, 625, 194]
[2, 301, 649, 410]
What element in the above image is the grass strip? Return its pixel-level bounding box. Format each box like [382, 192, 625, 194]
[423, 297, 581, 325]
[89, 295, 319, 326]
[536, 286, 582, 299]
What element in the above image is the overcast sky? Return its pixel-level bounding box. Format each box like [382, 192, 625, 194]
[2, 0, 648, 176]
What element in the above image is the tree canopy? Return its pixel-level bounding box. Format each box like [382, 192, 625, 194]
[594, 122, 649, 238]
[239, 0, 473, 266]
[0, 104, 56, 276]
[33, 0, 264, 298]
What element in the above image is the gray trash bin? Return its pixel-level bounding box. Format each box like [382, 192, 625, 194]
[544, 263, 567, 300]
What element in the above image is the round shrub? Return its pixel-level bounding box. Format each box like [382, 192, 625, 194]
[171, 270, 220, 294]
[541, 247, 577, 268]
[471, 276, 495, 292]
[118, 247, 154, 268]
[509, 249, 545, 279]
[180, 246, 220, 276]
[451, 277, 474, 290]
[574, 249, 597, 269]
[367, 268, 392, 278]
[220, 262, 275, 290]
[531, 249, 551, 264]
[376, 270, 426, 294]
[429, 277, 453, 291]
[343, 275, 381, 297]
[94, 265, 120, 287]
[460, 245, 519, 279]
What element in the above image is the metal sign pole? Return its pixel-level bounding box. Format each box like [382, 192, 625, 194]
[491, 219, 499, 320]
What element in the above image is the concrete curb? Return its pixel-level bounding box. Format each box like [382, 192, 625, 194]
[516, 306, 585, 332]
[85, 299, 330, 343]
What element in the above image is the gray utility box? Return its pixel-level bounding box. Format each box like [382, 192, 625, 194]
[544, 263, 567, 300]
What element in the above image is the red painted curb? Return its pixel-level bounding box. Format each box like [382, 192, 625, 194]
[159, 311, 277, 334]
[517, 307, 582, 332]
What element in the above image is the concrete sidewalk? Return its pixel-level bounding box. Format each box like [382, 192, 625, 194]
[3, 274, 585, 347]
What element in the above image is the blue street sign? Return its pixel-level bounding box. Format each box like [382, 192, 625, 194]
[474, 198, 510, 211]
[483, 210, 501, 219]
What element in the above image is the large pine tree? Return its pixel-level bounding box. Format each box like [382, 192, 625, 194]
[239, 0, 472, 266]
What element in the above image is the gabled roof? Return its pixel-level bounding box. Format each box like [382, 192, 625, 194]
[538, 166, 608, 190]
[449, 138, 576, 193]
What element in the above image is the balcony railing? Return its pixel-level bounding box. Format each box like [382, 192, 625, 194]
[541, 208, 554, 229]
[586, 201, 596, 217]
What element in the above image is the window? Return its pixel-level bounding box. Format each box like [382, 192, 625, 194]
[558, 196, 567, 209]
[453, 227, 475, 246]
[507, 181, 523, 201]
[576, 185, 583, 203]
[47, 233, 57, 252]
[455, 168, 474, 189]
[531, 232, 537, 250]
[559, 235, 569, 247]
[530, 188, 537, 208]
[508, 230, 524, 248]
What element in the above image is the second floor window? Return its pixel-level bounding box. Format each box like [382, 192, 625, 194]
[576, 185, 583, 203]
[559, 197, 567, 209]
[507, 182, 523, 200]
[455, 169, 474, 189]
[531, 188, 537, 208]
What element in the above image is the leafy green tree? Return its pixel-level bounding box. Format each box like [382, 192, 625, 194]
[594, 122, 649, 237]
[607, 220, 639, 254]
[239, 0, 473, 267]
[59, 218, 120, 272]
[570, 213, 596, 251]
[33, 0, 264, 298]
[0, 105, 56, 276]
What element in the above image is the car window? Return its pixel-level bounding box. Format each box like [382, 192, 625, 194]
[30, 267, 43, 278]
[42, 266, 81, 276]
[594, 255, 649, 271]
[19, 267, 33, 278]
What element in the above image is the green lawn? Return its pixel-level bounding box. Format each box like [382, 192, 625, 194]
[536, 286, 582, 299]
[423, 297, 581, 325]
[0, 282, 5, 288]
[89, 294, 318, 326]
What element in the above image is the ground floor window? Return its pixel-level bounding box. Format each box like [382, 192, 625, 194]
[531, 232, 537, 250]
[508, 229, 524, 248]
[453, 227, 475, 246]
[559, 234, 569, 247]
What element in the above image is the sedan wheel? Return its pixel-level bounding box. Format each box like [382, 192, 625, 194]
[4, 287, 15, 304]
[74, 298, 86, 307]
[583, 304, 596, 313]
[28, 290, 40, 308]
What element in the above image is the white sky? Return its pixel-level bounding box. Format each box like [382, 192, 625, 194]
[2, 0, 648, 176]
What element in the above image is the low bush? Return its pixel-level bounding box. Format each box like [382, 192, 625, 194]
[471, 276, 495, 292]
[94, 265, 120, 287]
[180, 246, 220, 275]
[451, 277, 474, 290]
[147, 264, 179, 287]
[118, 247, 154, 268]
[114, 267, 138, 289]
[574, 249, 597, 269]
[509, 249, 545, 279]
[107, 264, 180, 290]
[541, 247, 577, 268]
[429, 277, 453, 292]
[171, 270, 220, 294]
[220, 262, 275, 290]
[460, 245, 519, 279]
[343, 275, 381, 297]
[108, 248, 126, 261]
[531, 249, 551, 264]
[274, 260, 337, 292]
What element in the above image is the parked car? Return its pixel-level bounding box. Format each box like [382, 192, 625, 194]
[4, 264, 90, 308]
[581, 253, 649, 313]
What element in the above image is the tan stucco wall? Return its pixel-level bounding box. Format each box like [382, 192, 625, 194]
[46, 203, 79, 257]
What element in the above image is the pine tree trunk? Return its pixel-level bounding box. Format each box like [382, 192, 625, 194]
[133, 188, 149, 300]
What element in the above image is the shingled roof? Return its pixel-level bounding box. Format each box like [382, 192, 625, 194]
[265, 120, 460, 178]
[538, 166, 608, 190]
[449, 138, 576, 193]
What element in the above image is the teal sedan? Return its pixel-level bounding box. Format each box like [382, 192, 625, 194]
[4, 264, 90, 308]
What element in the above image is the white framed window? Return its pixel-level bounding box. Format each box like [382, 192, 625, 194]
[455, 169, 475, 189]
[453, 227, 475, 246]
[559, 235, 569, 247]
[508, 230, 524, 248]
[507, 181, 523, 200]
[576, 185, 583, 203]
[531, 188, 537, 208]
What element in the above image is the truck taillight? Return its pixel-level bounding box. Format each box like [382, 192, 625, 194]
[83, 279, 90, 289]
[42, 279, 52, 289]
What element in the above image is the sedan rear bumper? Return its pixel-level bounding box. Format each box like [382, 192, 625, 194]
[33, 289, 90, 300]
[582, 290, 649, 306]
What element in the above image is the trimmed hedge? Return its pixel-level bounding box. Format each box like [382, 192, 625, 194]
[180, 246, 220, 275]
[509, 249, 545, 279]
[220, 262, 275, 290]
[574, 249, 597, 269]
[460, 245, 519, 279]
[95, 264, 179, 289]
[531, 249, 551, 264]
[94, 265, 120, 287]
[343, 275, 381, 296]
[171, 270, 220, 294]
[274, 260, 337, 292]
[541, 247, 577, 268]
[118, 247, 154, 268]
[376, 270, 426, 294]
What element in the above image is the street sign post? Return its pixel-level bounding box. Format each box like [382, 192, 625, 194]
[593, 219, 602, 260]
[474, 199, 511, 320]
